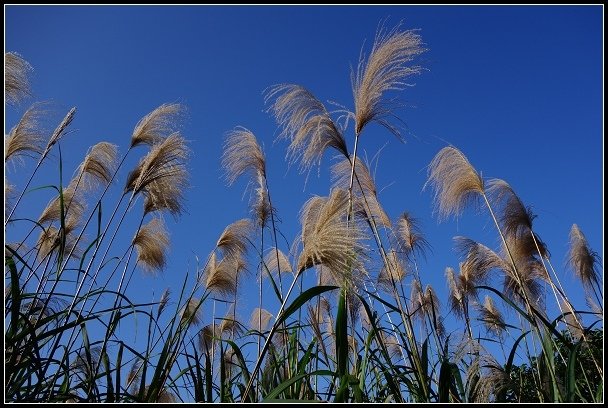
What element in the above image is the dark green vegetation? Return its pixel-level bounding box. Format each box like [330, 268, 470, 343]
[4, 24, 603, 403]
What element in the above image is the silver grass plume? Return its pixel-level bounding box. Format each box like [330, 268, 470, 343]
[179, 297, 202, 326]
[297, 188, 367, 288]
[130, 103, 184, 148]
[263, 247, 293, 278]
[475, 295, 506, 337]
[5, 103, 47, 163]
[222, 126, 266, 184]
[378, 249, 408, 290]
[332, 156, 391, 228]
[76, 142, 118, 190]
[395, 212, 430, 261]
[216, 218, 252, 260]
[38, 179, 85, 225]
[133, 217, 170, 274]
[5, 52, 33, 105]
[352, 23, 425, 137]
[202, 253, 239, 298]
[425, 146, 484, 221]
[265, 83, 348, 171]
[45, 107, 76, 152]
[125, 133, 189, 205]
[567, 224, 601, 292]
[249, 307, 273, 332]
[157, 288, 170, 318]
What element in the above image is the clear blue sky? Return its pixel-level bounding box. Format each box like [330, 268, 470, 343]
[5, 6, 603, 339]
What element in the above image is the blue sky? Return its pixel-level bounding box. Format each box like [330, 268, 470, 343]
[5, 5, 603, 343]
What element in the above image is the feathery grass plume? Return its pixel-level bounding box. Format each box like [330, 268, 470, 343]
[132, 217, 170, 274]
[332, 156, 391, 228]
[180, 297, 202, 326]
[37, 181, 85, 226]
[157, 288, 170, 318]
[562, 301, 584, 342]
[218, 308, 243, 338]
[5, 183, 15, 220]
[130, 103, 184, 148]
[454, 236, 505, 286]
[410, 279, 425, 322]
[567, 224, 601, 291]
[5, 103, 47, 163]
[380, 331, 402, 359]
[5, 52, 33, 105]
[264, 247, 293, 278]
[472, 354, 511, 403]
[216, 218, 252, 260]
[142, 386, 177, 403]
[476, 295, 506, 337]
[307, 303, 328, 346]
[487, 178, 550, 259]
[36, 219, 82, 261]
[423, 284, 441, 322]
[143, 171, 188, 218]
[252, 172, 273, 228]
[126, 359, 142, 391]
[125, 132, 189, 196]
[46, 107, 76, 151]
[249, 307, 273, 332]
[76, 142, 118, 190]
[395, 212, 430, 261]
[446, 266, 465, 319]
[347, 287, 363, 325]
[378, 249, 408, 290]
[202, 253, 239, 298]
[265, 83, 348, 171]
[425, 146, 484, 221]
[72, 346, 102, 378]
[198, 324, 216, 355]
[352, 23, 425, 136]
[502, 254, 545, 307]
[297, 188, 367, 286]
[222, 126, 266, 184]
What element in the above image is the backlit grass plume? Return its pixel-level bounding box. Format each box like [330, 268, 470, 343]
[216, 218, 252, 260]
[263, 247, 293, 278]
[352, 23, 425, 136]
[266, 84, 348, 171]
[5, 52, 33, 105]
[133, 217, 170, 274]
[425, 146, 484, 220]
[332, 156, 391, 228]
[125, 132, 189, 197]
[130, 103, 184, 148]
[296, 188, 366, 285]
[476, 295, 506, 337]
[378, 249, 408, 290]
[76, 142, 118, 190]
[180, 297, 202, 326]
[395, 212, 430, 261]
[202, 253, 239, 298]
[567, 224, 601, 293]
[222, 126, 266, 184]
[249, 307, 273, 332]
[46, 107, 76, 152]
[38, 181, 85, 226]
[5, 103, 47, 163]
